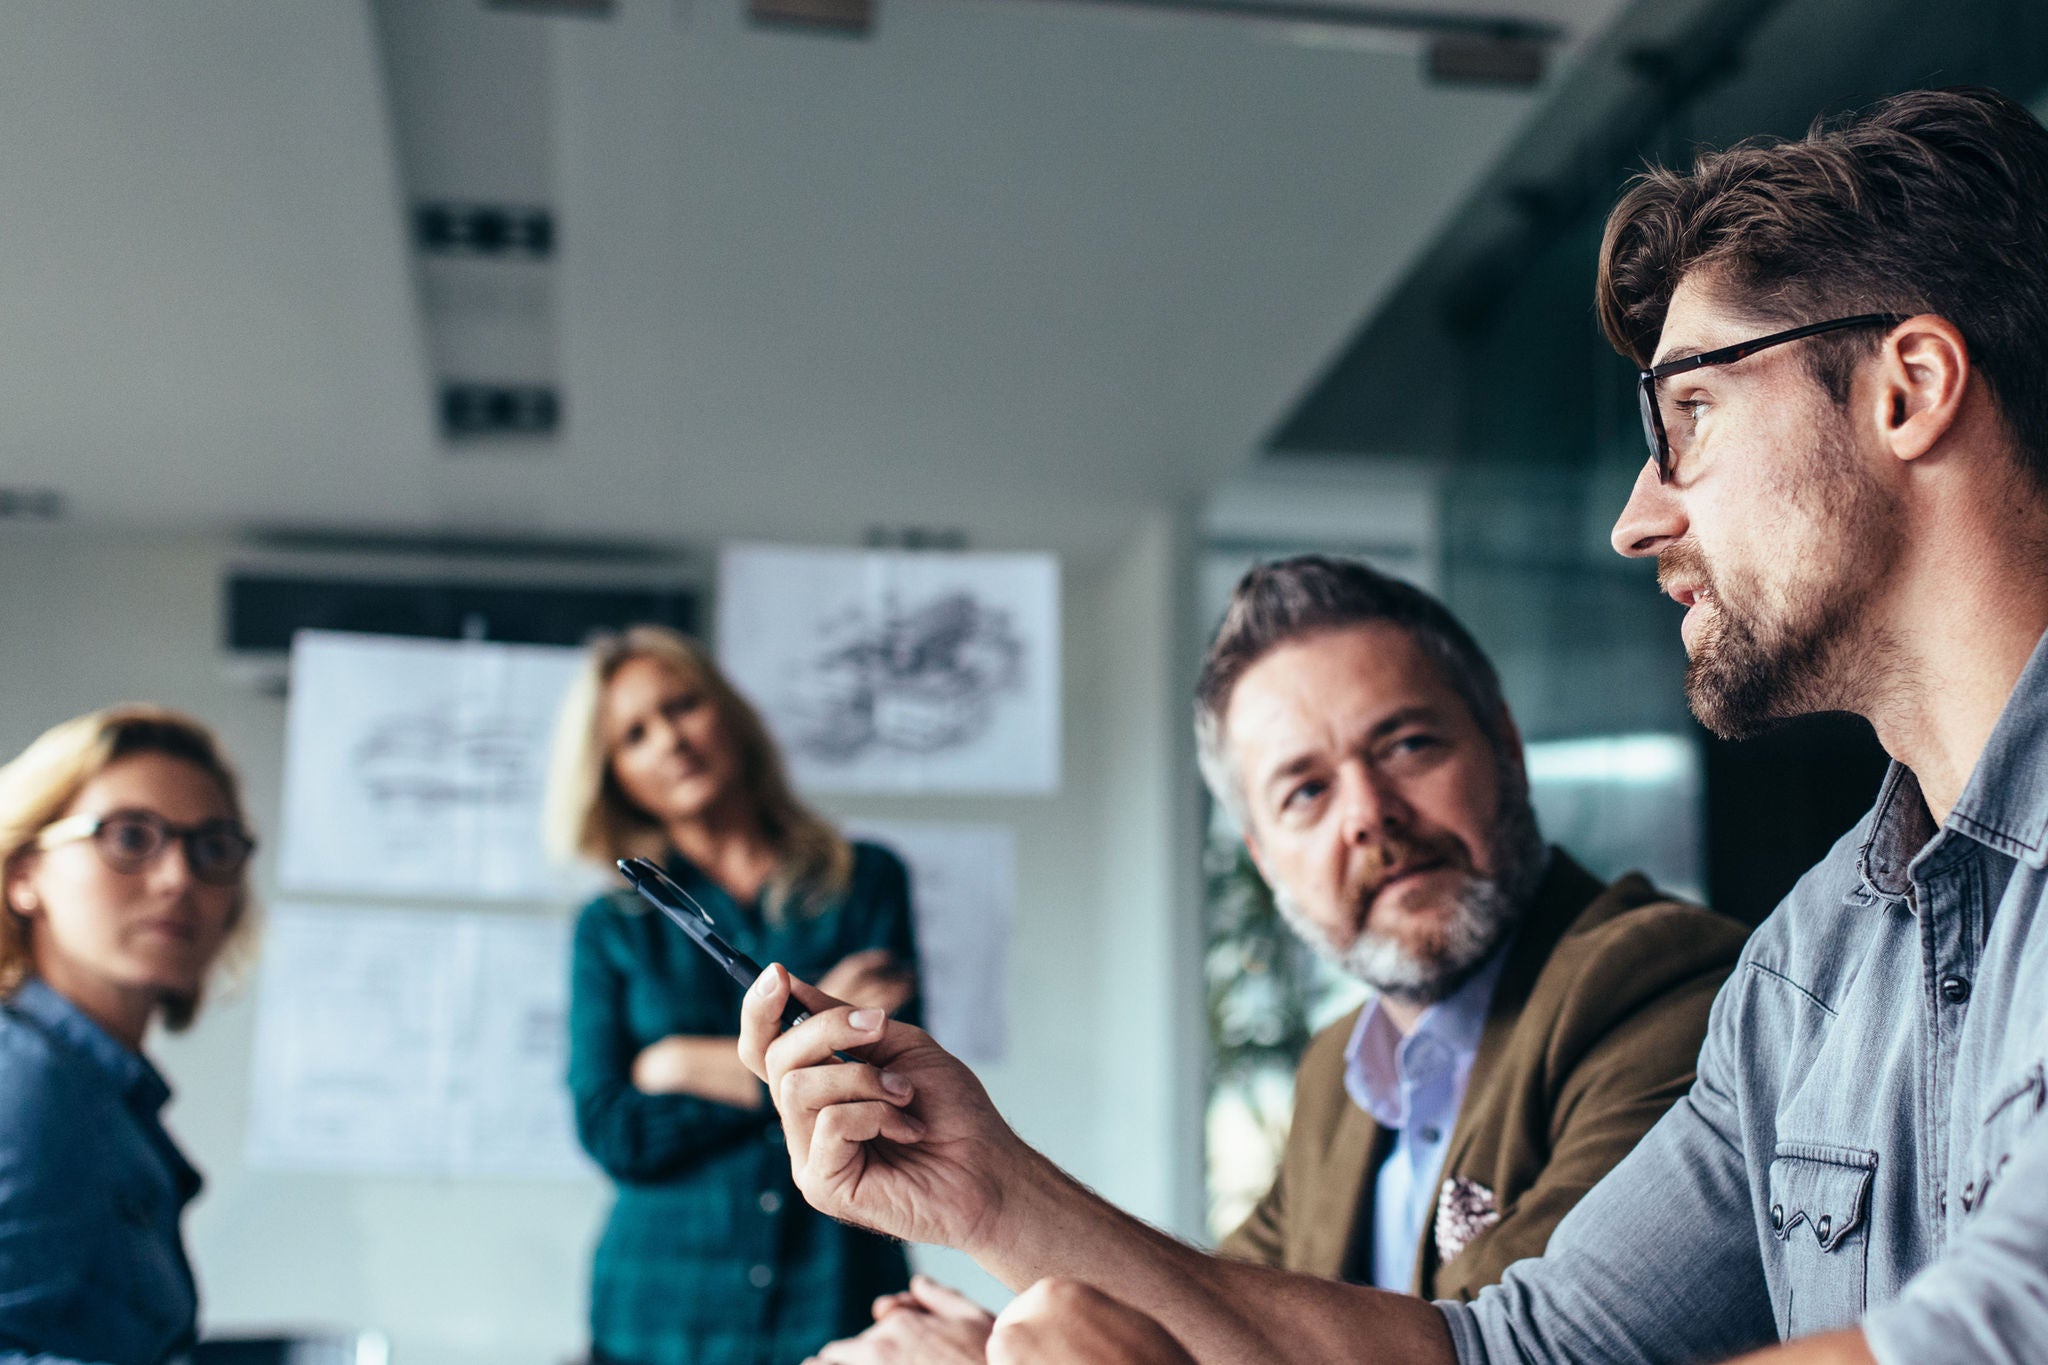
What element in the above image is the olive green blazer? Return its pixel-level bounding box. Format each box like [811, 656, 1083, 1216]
[1218, 850, 1748, 1301]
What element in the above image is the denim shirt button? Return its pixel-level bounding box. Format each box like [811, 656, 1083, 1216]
[1940, 974, 1972, 1004]
[1816, 1215, 1832, 1241]
[1770, 1203, 1785, 1232]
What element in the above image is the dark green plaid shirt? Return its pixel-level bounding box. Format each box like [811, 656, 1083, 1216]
[569, 841, 919, 1365]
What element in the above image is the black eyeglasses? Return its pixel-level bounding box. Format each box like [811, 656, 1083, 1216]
[1638, 313, 1908, 483]
[36, 809, 257, 886]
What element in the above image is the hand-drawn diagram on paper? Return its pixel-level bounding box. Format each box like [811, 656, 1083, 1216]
[279, 630, 597, 900]
[718, 546, 1060, 794]
[849, 820, 1015, 1063]
[245, 903, 593, 1181]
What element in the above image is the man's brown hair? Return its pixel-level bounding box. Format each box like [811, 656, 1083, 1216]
[1598, 86, 2048, 486]
[1193, 555, 1518, 824]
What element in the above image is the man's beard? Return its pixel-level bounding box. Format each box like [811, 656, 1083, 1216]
[1272, 779, 1545, 1005]
[1662, 421, 1895, 740]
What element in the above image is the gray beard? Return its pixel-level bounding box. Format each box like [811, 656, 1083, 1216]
[1273, 792, 1545, 1005]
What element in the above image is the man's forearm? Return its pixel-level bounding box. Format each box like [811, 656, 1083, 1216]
[973, 1145, 1456, 1365]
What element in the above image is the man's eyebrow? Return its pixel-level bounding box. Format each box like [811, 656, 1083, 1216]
[1256, 704, 1448, 792]
[1650, 341, 1710, 369]
[1259, 751, 1319, 792]
[1364, 705, 1444, 742]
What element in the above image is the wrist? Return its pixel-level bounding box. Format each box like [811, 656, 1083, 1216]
[964, 1141, 1080, 1277]
[632, 1037, 690, 1092]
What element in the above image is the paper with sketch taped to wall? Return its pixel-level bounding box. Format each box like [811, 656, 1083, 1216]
[718, 545, 1060, 794]
[245, 902, 593, 1180]
[848, 819, 1013, 1063]
[279, 630, 596, 900]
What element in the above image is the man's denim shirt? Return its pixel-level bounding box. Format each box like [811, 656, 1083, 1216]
[0, 978, 200, 1365]
[1441, 627, 2048, 1364]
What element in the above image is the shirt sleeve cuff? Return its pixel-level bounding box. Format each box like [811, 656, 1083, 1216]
[1436, 1301, 1486, 1364]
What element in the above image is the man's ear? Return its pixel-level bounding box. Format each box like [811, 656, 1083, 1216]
[1874, 314, 1970, 464]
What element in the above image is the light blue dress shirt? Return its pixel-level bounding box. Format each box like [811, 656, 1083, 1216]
[1345, 944, 1512, 1291]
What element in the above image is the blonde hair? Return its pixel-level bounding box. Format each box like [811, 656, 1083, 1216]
[0, 704, 260, 1031]
[545, 625, 852, 920]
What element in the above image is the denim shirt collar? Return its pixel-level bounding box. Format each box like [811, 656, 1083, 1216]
[1856, 625, 2048, 901]
[1343, 938, 1511, 1129]
[1943, 624, 2048, 870]
[10, 976, 173, 1116]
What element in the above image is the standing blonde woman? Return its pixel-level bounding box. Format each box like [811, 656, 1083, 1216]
[0, 706, 259, 1365]
[547, 625, 920, 1365]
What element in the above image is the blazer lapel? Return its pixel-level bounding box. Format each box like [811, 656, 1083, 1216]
[1419, 850, 1603, 1291]
[1299, 1094, 1383, 1278]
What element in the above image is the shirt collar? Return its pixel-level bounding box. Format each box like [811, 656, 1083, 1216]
[7, 976, 172, 1115]
[1855, 624, 2048, 898]
[1855, 762, 1936, 900]
[1942, 624, 2048, 870]
[1343, 940, 1511, 1129]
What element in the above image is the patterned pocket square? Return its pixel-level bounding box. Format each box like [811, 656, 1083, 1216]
[1435, 1175, 1500, 1266]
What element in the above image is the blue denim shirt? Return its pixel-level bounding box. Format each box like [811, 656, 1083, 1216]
[0, 979, 201, 1365]
[1441, 628, 2048, 1363]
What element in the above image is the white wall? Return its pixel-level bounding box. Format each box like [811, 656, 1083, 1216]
[0, 519, 1205, 1363]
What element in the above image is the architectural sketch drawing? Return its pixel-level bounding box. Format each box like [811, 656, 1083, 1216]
[246, 902, 594, 1180]
[848, 820, 1014, 1063]
[718, 545, 1061, 794]
[280, 630, 597, 900]
[787, 590, 1027, 764]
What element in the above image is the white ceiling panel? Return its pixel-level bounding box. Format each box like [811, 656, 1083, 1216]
[0, 0, 1632, 553]
[0, 1, 436, 526]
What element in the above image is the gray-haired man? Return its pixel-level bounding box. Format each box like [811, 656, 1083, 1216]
[802, 555, 1742, 1364]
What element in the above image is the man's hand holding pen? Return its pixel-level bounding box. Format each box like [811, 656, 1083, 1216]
[737, 963, 1052, 1263]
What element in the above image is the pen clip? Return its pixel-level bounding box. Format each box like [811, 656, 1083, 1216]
[618, 857, 717, 926]
[617, 857, 766, 988]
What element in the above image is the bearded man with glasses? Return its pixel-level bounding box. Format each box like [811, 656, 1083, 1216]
[736, 86, 2048, 1365]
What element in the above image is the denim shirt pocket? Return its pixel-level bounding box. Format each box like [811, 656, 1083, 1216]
[1767, 1142, 1877, 1339]
[1964, 1060, 2045, 1216]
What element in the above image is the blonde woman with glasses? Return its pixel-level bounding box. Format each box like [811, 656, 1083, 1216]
[547, 625, 921, 1365]
[0, 706, 259, 1365]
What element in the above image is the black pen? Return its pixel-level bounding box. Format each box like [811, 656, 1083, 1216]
[616, 857, 861, 1060]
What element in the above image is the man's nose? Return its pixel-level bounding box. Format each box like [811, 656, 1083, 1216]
[1610, 459, 1686, 559]
[1337, 767, 1407, 844]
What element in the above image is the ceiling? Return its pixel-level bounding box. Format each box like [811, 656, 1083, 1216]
[0, 0, 1635, 556]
